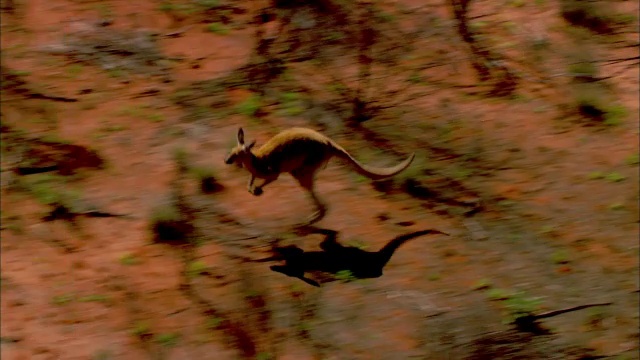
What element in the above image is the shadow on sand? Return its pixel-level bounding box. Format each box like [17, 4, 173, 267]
[257, 226, 448, 287]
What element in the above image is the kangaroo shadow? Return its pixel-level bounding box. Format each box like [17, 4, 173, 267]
[257, 226, 448, 287]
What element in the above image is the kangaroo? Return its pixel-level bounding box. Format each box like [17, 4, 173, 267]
[224, 127, 415, 224]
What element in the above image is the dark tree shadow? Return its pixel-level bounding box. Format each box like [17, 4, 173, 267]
[258, 226, 448, 287]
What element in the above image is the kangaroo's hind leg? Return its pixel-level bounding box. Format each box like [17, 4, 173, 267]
[292, 169, 326, 225]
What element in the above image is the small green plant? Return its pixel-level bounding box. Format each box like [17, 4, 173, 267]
[624, 153, 639, 166]
[508, 0, 525, 8]
[427, 273, 441, 281]
[602, 104, 628, 126]
[172, 146, 189, 171]
[206, 316, 223, 330]
[51, 294, 74, 305]
[539, 225, 557, 235]
[278, 92, 305, 116]
[236, 94, 261, 118]
[501, 291, 543, 325]
[39, 134, 71, 144]
[604, 172, 626, 182]
[146, 113, 164, 123]
[9, 69, 31, 76]
[335, 270, 357, 283]
[186, 260, 208, 278]
[154, 332, 180, 347]
[119, 253, 142, 266]
[256, 353, 274, 360]
[487, 288, 513, 301]
[347, 239, 368, 250]
[407, 72, 423, 84]
[78, 294, 111, 303]
[207, 22, 229, 35]
[568, 61, 597, 78]
[587, 171, 605, 180]
[608, 202, 625, 211]
[66, 64, 84, 78]
[550, 250, 570, 264]
[131, 321, 152, 337]
[472, 278, 492, 290]
[106, 69, 125, 78]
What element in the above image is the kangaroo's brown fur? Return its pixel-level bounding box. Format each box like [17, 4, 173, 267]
[224, 127, 415, 224]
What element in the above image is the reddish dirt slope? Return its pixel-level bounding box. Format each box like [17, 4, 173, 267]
[1, 1, 638, 359]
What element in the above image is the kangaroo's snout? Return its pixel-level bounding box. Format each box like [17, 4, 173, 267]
[224, 153, 235, 164]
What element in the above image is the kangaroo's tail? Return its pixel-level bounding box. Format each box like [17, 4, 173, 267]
[331, 143, 415, 180]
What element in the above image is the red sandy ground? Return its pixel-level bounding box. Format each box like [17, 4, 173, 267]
[1, 0, 638, 359]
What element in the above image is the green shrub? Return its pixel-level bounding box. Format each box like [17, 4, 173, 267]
[207, 22, 229, 35]
[236, 94, 261, 118]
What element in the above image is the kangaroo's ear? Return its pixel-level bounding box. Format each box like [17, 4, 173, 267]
[245, 139, 256, 150]
[237, 127, 245, 145]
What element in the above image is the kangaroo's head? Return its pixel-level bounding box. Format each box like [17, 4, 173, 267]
[224, 127, 256, 168]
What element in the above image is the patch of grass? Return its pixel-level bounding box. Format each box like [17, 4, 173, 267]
[602, 104, 628, 126]
[172, 146, 189, 171]
[451, 167, 473, 181]
[106, 69, 125, 78]
[146, 113, 165, 123]
[407, 72, 423, 84]
[9, 69, 31, 76]
[66, 64, 84, 78]
[39, 134, 71, 144]
[604, 172, 626, 182]
[153, 332, 180, 347]
[624, 153, 639, 166]
[568, 60, 597, 79]
[427, 273, 441, 281]
[501, 291, 543, 325]
[78, 294, 111, 303]
[587, 171, 605, 180]
[256, 353, 274, 360]
[17, 175, 82, 208]
[507, 0, 525, 8]
[346, 239, 368, 250]
[206, 22, 229, 35]
[186, 260, 208, 278]
[119, 253, 142, 266]
[608, 202, 625, 211]
[100, 124, 128, 133]
[205, 316, 223, 330]
[131, 321, 152, 337]
[278, 91, 305, 116]
[236, 94, 261, 119]
[472, 278, 492, 290]
[51, 294, 74, 305]
[550, 250, 570, 264]
[487, 288, 513, 301]
[335, 270, 357, 283]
